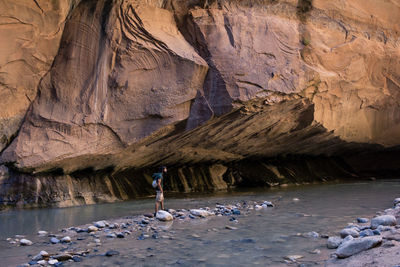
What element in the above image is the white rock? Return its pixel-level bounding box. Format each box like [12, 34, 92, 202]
[94, 220, 107, 228]
[156, 210, 173, 221]
[20, 239, 33, 246]
[37, 260, 47, 265]
[371, 215, 397, 229]
[48, 259, 58, 265]
[254, 205, 262, 210]
[394, 198, 400, 206]
[190, 209, 212, 217]
[284, 255, 303, 262]
[37, 231, 48, 236]
[88, 225, 98, 232]
[292, 198, 300, 202]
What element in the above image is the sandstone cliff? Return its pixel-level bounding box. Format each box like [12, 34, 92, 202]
[0, 0, 399, 208]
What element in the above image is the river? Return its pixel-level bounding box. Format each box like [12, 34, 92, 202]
[1, 180, 399, 266]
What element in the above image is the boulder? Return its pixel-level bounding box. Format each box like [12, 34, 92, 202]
[371, 215, 397, 229]
[156, 210, 173, 221]
[335, 236, 382, 258]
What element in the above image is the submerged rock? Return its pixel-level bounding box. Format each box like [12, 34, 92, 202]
[105, 250, 120, 257]
[335, 236, 382, 258]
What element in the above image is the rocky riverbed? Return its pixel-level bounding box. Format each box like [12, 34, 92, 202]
[326, 198, 400, 266]
[6, 201, 278, 266]
[3, 182, 400, 267]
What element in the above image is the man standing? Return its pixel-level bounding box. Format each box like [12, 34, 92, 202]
[153, 166, 167, 214]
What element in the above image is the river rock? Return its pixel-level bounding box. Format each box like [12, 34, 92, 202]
[284, 255, 303, 262]
[61, 236, 71, 243]
[335, 236, 382, 258]
[359, 229, 375, 237]
[50, 237, 60, 244]
[190, 209, 211, 217]
[20, 239, 33, 246]
[88, 226, 98, 232]
[116, 232, 125, 238]
[371, 215, 397, 229]
[254, 205, 262, 210]
[263, 201, 274, 207]
[394, 198, 400, 206]
[225, 225, 237, 230]
[32, 251, 49, 261]
[232, 209, 241, 215]
[106, 233, 117, 238]
[156, 210, 173, 221]
[94, 221, 107, 228]
[304, 231, 319, 238]
[327, 236, 342, 249]
[37, 260, 47, 265]
[48, 259, 58, 265]
[340, 228, 360, 238]
[357, 218, 369, 223]
[53, 253, 72, 261]
[37, 231, 48, 236]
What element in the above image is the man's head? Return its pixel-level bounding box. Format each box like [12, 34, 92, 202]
[159, 166, 167, 173]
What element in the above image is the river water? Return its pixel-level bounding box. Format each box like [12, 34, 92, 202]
[1, 180, 400, 266]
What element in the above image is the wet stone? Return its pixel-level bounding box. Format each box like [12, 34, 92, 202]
[359, 229, 374, 237]
[116, 233, 124, 238]
[72, 256, 82, 262]
[327, 236, 342, 249]
[105, 250, 120, 257]
[340, 228, 359, 238]
[357, 218, 369, 223]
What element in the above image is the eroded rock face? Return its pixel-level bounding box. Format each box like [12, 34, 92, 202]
[0, 0, 399, 208]
[1, 0, 207, 171]
[0, 0, 75, 150]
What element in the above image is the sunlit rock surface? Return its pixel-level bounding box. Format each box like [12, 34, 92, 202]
[0, 0, 399, 208]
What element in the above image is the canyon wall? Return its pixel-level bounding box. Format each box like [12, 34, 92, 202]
[0, 0, 399, 208]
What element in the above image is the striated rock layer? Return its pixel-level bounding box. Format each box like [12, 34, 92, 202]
[0, 0, 399, 208]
